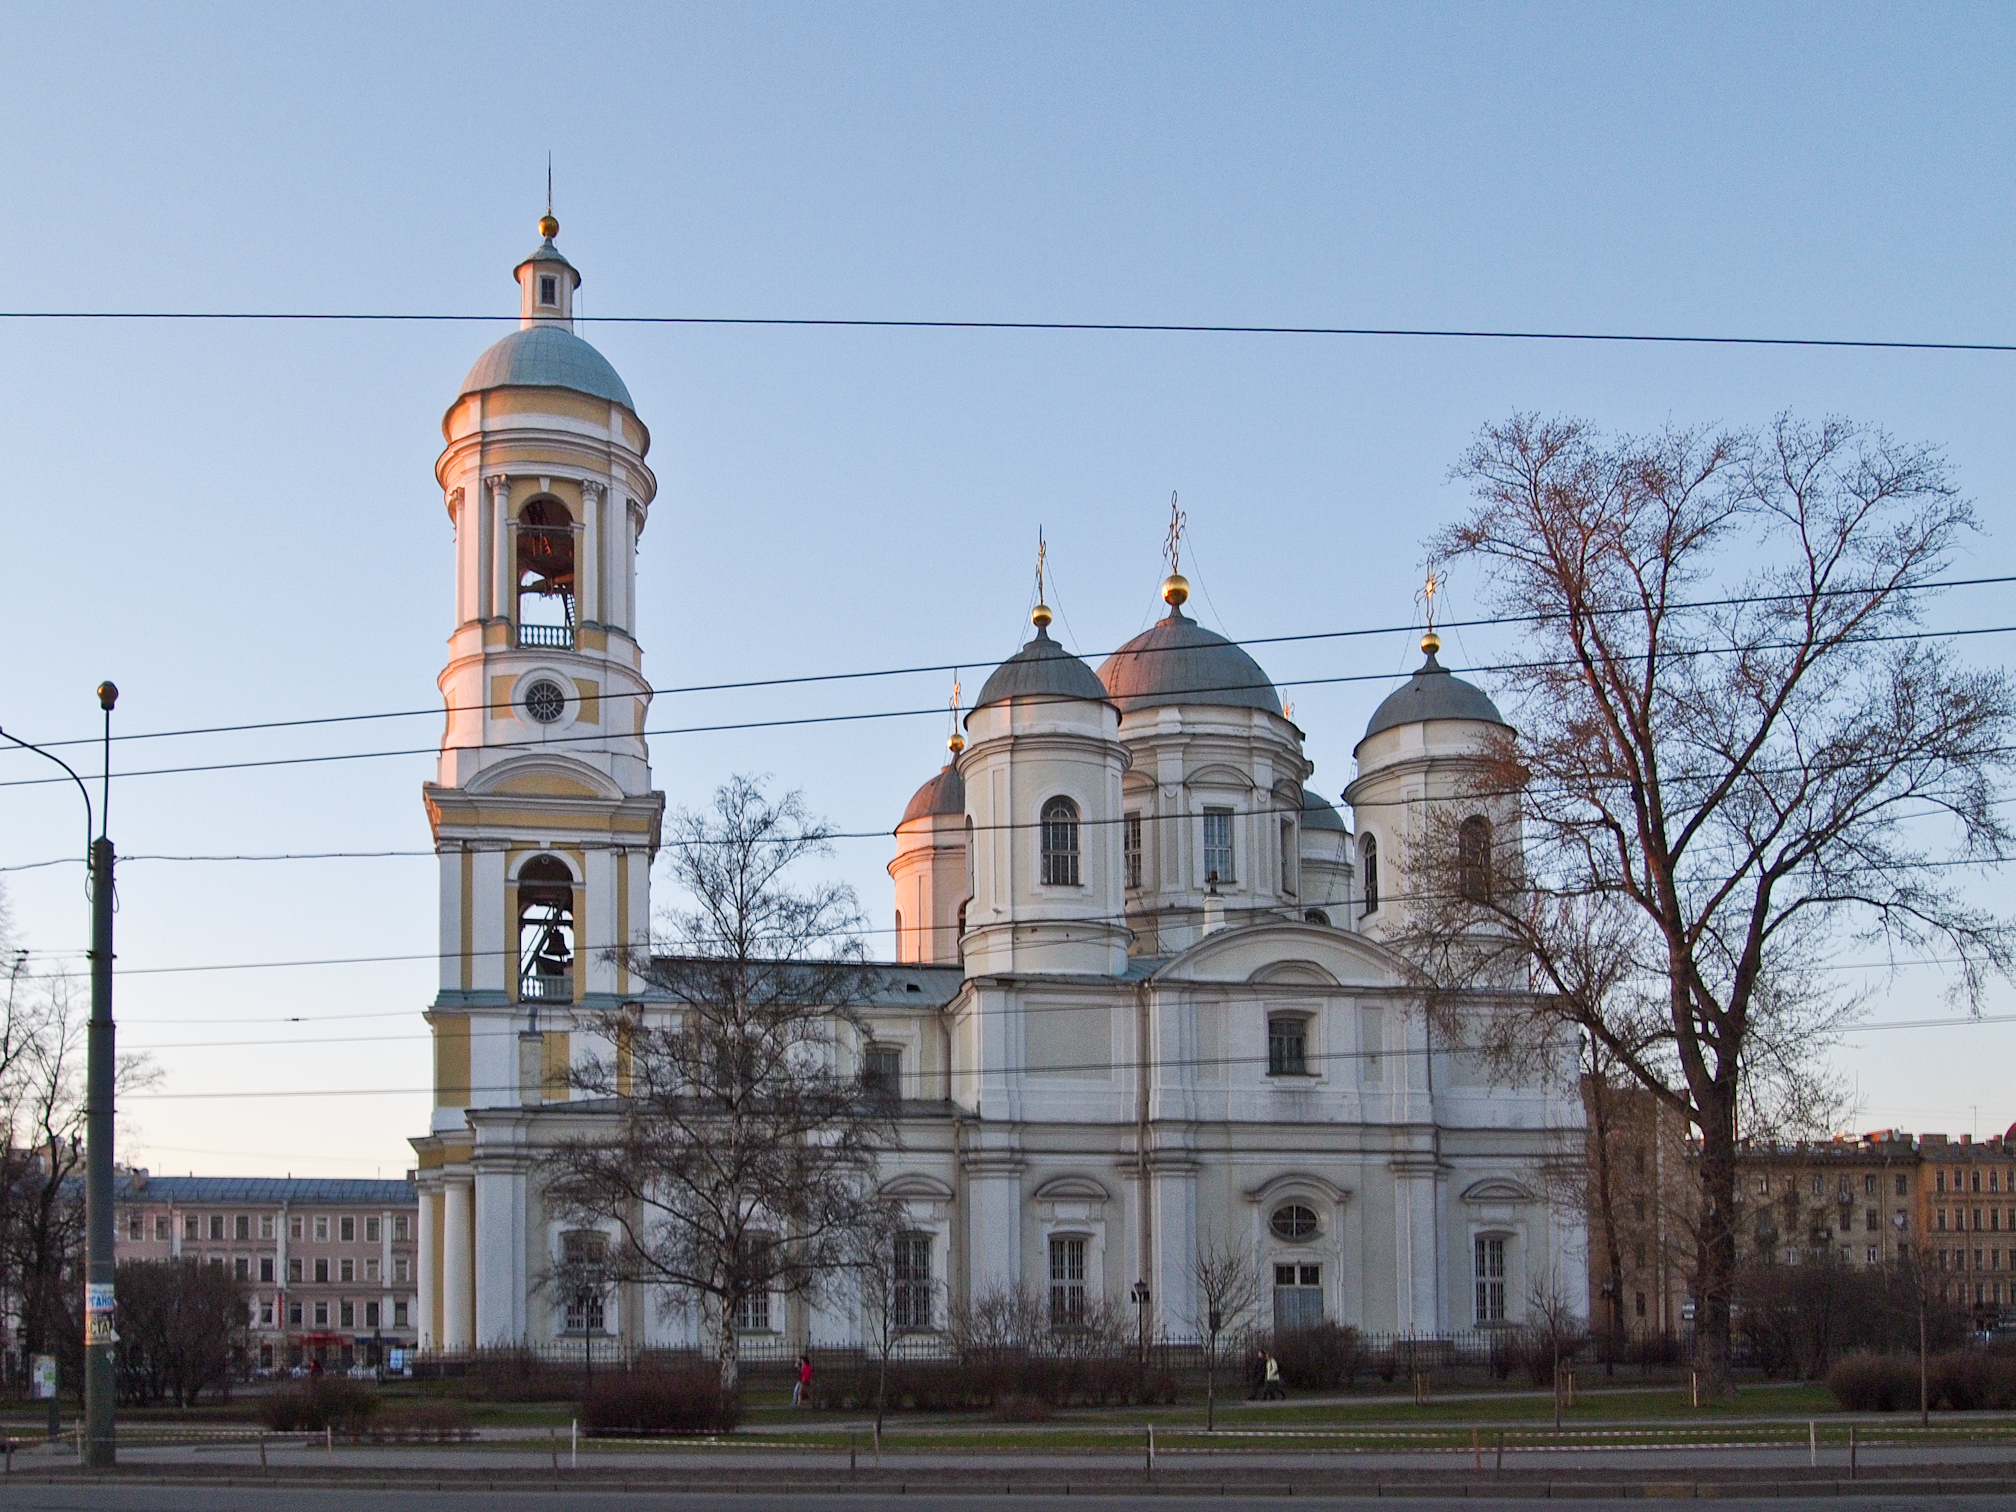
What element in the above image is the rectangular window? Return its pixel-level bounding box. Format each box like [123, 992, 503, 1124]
[206, 1215, 222, 1240]
[1635, 1291, 1647, 1318]
[313, 1302, 329, 1327]
[394, 1257, 410, 1283]
[1273, 1262, 1323, 1332]
[1940, 1210, 1948, 1231]
[315, 1258, 329, 1283]
[365, 1302, 380, 1328]
[235, 1256, 250, 1280]
[1865, 1174, 1877, 1196]
[339, 1301, 354, 1328]
[340, 1259, 355, 1283]
[366, 1216, 380, 1243]
[1866, 1208, 1879, 1231]
[732, 1289, 769, 1332]
[260, 1256, 274, 1283]
[1896, 1174, 1908, 1197]
[1280, 818, 1296, 895]
[208, 1255, 224, 1269]
[1123, 813, 1142, 890]
[1811, 1175, 1823, 1197]
[291, 1215, 304, 1241]
[235, 1214, 250, 1241]
[1867, 1246, 1879, 1264]
[260, 1302, 274, 1327]
[314, 1217, 329, 1242]
[1203, 808, 1234, 885]
[1267, 1015, 1308, 1077]
[1048, 1235, 1088, 1327]
[126, 1213, 142, 1241]
[366, 1258, 380, 1282]
[340, 1217, 356, 1243]
[539, 274, 557, 306]
[183, 1214, 198, 1240]
[894, 1232, 933, 1330]
[155, 1215, 170, 1241]
[395, 1215, 410, 1241]
[1938, 1171, 1947, 1193]
[394, 1300, 409, 1328]
[289, 1302, 303, 1326]
[864, 1045, 902, 1099]
[1475, 1236, 1507, 1324]
[289, 1257, 303, 1283]
[260, 1215, 275, 1240]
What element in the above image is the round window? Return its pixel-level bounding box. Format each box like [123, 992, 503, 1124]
[523, 680, 567, 724]
[1270, 1203, 1319, 1241]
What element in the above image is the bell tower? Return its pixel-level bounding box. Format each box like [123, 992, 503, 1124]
[416, 213, 664, 1350]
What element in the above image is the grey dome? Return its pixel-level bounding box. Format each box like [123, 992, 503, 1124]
[899, 764, 965, 827]
[972, 627, 1111, 713]
[1096, 608, 1282, 716]
[1299, 788, 1349, 833]
[458, 325, 634, 410]
[1361, 649, 1508, 744]
[517, 237, 577, 274]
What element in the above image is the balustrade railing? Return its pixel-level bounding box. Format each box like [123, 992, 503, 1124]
[516, 623, 573, 650]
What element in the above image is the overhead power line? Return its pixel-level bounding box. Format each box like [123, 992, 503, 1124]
[4, 309, 2016, 354]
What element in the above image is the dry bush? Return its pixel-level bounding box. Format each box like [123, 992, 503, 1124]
[1825, 1353, 1920, 1412]
[1270, 1323, 1365, 1391]
[580, 1366, 742, 1436]
[261, 1377, 381, 1434]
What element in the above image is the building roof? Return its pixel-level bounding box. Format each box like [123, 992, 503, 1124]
[971, 627, 1111, 714]
[457, 324, 634, 410]
[117, 1175, 415, 1205]
[645, 956, 965, 1009]
[899, 764, 965, 826]
[1361, 648, 1509, 743]
[1096, 608, 1282, 717]
[1299, 788, 1349, 833]
[516, 237, 577, 273]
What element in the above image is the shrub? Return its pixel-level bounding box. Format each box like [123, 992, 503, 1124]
[1826, 1353, 1920, 1412]
[262, 1377, 381, 1435]
[580, 1368, 741, 1436]
[1272, 1324, 1365, 1391]
[1929, 1350, 2016, 1412]
[992, 1392, 1052, 1422]
[364, 1401, 476, 1442]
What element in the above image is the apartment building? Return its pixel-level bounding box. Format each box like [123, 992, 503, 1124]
[115, 1173, 418, 1370]
[1912, 1131, 2016, 1319]
[1728, 1130, 1922, 1270]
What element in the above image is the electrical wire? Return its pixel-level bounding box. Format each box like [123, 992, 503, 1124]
[8, 574, 2014, 756]
[4, 308, 2016, 354]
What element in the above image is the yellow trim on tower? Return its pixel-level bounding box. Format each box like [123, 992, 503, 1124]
[434, 1018, 471, 1108]
[542, 1031, 571, 1102]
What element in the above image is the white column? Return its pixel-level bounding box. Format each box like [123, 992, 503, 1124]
[489, 476, 513, 631]
[1150, 1163, 1198, 1339]
[417, 1188, 438, 1350]
[442, 1177, 474, 1351]
[964, 1152, 1023, 1298]
[473, 1161, 527, 1346]
[470, 848, 508, 995]
[1392, 1159, 1441, 1334]
[582, 847, 616, 997]
[579, 480, 604, 624]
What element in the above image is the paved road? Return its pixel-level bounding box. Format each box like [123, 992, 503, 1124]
[0, 1491, 2013, 1512]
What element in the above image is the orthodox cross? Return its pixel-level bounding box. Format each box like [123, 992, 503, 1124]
[1163, 492, 1186, 577]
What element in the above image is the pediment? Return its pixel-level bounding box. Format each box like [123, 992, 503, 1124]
[1461, 1177, 1537, 1204]
[466, 756, 625, 802]
[1243, 1172, 1351, 1205]
[1186, 763, 1256, 791]
[1153, 920, 1404, 989]
[880, 1173, 955, 1202]
[1033, 1174, 1110, 1203]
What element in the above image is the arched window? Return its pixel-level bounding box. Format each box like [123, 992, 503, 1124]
[518, 854, 574, 1005]
[1459, 815, 1493, 900]
[516, 499, 575, 647]
[1303, 909, 1330, 927]
[1270, 1203, 1319, 1241]
[1040, 797, 1081, 886]
[1361, 835, 1379, 914]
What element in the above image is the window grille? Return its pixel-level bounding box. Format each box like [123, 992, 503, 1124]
[1123, 813, 1142, 889]
[1049, 1235, 1088, 1327]
[1267, 1016, 1308, 1076]
[1203, 808, 1234, 884]
[1041, 799, 1081, 886]
[894, 1232, 933, 1329]
[1458, 815, 1492, 899]
[1475, 1236, 1507, 1323]
[1273, 1263, 1323, 1331]
[864, 1045, 902, 1099]
[1362, 836, 1379, 913]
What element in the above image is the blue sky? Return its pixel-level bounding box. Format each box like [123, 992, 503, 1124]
[2, 2, 2013, 1176]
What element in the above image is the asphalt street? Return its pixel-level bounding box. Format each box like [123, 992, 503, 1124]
[0, 1491, 2013, 1512]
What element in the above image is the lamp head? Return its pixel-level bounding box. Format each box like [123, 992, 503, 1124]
[96, 682, 118, 712]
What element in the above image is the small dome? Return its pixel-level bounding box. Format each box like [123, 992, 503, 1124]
[1361, 648, 1508, 744]
[972, 627, 1111, 714]
[899, 764, 965, 827]
[458, 324, 634, 410]
[516, 237, 578, 275]
[1096, 607, 1282, 716]
[1299, 788, 1349, 833]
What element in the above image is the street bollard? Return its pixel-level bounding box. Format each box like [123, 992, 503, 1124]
[572, 1418, 578, 1470]
[258, 1433, 266, 1470]
[1849, 1424, 1858, 1480]
[549, 1428, 558, 1472]
[849, 1432, 857, 1475]
[326, 1425, 334, 1459]
[1495, 1430, 1504, 1473]
[1808, 1420, 1816, 1467]
[1145, 1425, 1155, 1478]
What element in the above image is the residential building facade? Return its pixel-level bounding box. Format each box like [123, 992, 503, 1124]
[115, 1174, 419, 1370]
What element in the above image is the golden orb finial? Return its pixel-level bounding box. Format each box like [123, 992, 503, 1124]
[1421, 630, 1442, 656]
[947, 731, 966, 755]
[539, 212, 560, 240]
[1031, 601, 1054, 630]
[1161, 572, 1190, 608]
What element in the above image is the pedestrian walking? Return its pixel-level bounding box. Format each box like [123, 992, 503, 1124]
[1246, 1346, 1267, 1400]
[1261, 1351, 1285, 1400]
[793, 1353, 813, 1407]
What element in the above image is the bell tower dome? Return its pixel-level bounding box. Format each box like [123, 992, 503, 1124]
[421, 212, 665, 1147]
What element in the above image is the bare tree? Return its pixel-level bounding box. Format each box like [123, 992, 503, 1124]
[113, 1257, 249, 1406]
[845, 1196, 930, 1444]
[1186, 1234, 1261, 1430]
[545, 776, 891, 1400]
[1402, 413, 2015, 1395]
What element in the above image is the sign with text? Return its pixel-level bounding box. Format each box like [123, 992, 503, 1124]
[30, 1356, 55, 1400]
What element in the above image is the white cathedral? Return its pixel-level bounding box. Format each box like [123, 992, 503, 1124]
[410, 216, 1586, 1355]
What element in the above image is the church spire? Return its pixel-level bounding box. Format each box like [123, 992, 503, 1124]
[1160, 491, 1190, 609]
[516, 202, 579, 333]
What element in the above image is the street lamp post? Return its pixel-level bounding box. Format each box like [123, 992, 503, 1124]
[2, 683, 118, 1466]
